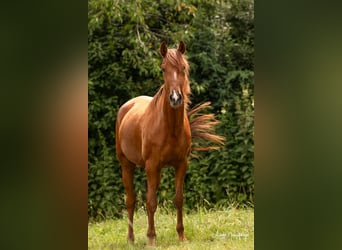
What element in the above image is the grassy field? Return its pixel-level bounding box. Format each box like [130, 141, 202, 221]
[88, 207, 254, 249]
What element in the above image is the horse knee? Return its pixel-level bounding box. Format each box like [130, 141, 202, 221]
[126, 194, 135, 209]
[146, 199, 157, 213]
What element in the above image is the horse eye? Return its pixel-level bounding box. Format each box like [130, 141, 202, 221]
[161, 68, 165, 72]
[182, 66, 186, 71]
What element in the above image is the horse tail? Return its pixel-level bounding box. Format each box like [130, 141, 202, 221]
[188, 102, 225, 157]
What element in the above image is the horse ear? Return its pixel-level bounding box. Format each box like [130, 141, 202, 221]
[160, 42, 168, 57]
[178, 41, 186, 54]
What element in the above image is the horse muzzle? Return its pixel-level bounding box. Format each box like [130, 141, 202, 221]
[169, 90, 183, 108]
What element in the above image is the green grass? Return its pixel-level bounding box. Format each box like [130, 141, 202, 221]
[88, 207, 254, 249]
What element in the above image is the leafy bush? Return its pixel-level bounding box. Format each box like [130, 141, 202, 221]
[88, 0, 254, 220]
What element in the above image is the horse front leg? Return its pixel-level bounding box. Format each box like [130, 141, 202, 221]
[145, 160, 162, 246]
[174, 161, 188, 241]
[120, 157, 136, 243]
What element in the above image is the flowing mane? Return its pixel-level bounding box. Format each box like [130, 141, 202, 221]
[153, 85, 164, 106]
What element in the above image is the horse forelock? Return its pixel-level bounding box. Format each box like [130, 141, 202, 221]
[165, 49, 189, 73]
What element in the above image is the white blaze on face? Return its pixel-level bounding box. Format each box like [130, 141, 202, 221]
[170, 71, 181, 104]
[171, 90, 179, 101]
[173, 71, 177, 81]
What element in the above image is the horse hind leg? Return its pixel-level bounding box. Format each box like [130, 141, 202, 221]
[145, 160, 162, 246]
[120, 156, 136, 243]
[174, 162, 188, 241]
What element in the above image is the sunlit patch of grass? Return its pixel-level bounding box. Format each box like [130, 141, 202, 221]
[88, 206, 254, 249]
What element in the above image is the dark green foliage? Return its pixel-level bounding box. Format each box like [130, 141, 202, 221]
[88, 0, 254, 220]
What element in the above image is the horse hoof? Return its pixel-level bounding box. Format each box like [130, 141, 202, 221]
[127, 236, 134, 244]
[179, 235, 187, 241]
[147, 238, 155, 246]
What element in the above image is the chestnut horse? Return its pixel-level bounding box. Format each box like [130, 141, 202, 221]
[116, 41, 224, 246]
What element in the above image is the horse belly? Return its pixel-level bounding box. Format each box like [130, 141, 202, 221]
[120, 126, 142, 166]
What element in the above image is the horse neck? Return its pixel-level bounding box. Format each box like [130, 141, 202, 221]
[161, 89, 186, 136]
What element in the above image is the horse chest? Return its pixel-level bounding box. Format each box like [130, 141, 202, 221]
[160, 134, 191, 163]
[142, 130, 190, 165]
